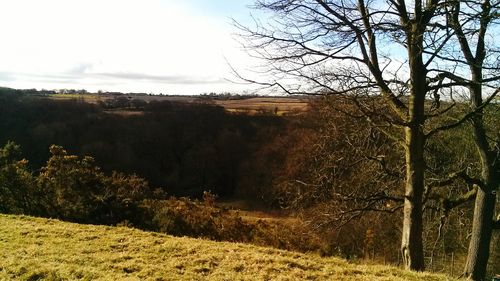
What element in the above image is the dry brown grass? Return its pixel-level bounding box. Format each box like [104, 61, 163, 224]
[215, 97, 309, 115]
[0, 214, 456, 280]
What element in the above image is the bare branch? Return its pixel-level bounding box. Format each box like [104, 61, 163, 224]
[442, 187, 478, 212]
[425, 88, 500, 138]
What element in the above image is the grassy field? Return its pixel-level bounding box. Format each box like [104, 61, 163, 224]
[0, 214, 455, 281]
[47, 93, 104, 103]
[214, 97, 309, 115]
[47, 93, 310, 115]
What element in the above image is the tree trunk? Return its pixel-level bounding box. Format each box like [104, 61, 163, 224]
[401, 125, 426, 271]
[400, 23, 427, 271]
[464, 184, 496, 280]
[463, 113, 498, 280]
[463, 69, 499, 281]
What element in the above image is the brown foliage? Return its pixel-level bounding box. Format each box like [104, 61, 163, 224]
[142, 196, 325, 253]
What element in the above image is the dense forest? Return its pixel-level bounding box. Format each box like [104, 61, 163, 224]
[0, 88, 288, 198]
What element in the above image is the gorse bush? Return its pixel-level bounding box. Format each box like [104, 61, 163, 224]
[0, 143, 160, 225]
[39, 145, 164, 224]
[102, 171, 165, 224]
[0, 141, 35, 214]
[37, 145, 108, 222]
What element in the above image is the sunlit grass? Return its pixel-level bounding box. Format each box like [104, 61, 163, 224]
[48, 93, 103, 103]
[0, 214, 455, 280]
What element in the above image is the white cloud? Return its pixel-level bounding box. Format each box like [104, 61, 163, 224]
[0, 0, 258, 94]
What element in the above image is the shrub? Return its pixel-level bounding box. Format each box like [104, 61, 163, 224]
[36, 145, 159, 224]
[143, 197, 252, 241]
[141, 196, 326, 253]
[36, 145, 107, 222]
[0, 142, 35, 214]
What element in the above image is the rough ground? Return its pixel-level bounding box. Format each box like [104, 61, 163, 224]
[0, 214, 454, 280]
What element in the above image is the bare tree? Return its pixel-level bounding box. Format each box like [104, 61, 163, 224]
[235, 0, 498, 271]
[419, 1, 500, 278]
[442, 1, 500, 279]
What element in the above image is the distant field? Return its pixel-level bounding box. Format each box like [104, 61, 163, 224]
[47, 94, 310, 115]
[0, 214, 453, 280]
[47, 93, 104, 103]
[214, 97, 309, 115]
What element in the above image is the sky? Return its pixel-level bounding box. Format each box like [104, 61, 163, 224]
[0, 0, 261, 95]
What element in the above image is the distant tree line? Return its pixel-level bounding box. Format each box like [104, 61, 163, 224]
[0, 89, 285, 198]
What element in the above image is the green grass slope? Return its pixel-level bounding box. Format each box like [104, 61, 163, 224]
[0, 214, 453, 281]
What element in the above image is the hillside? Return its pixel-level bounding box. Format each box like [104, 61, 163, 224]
[0, 215, 453, 280]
